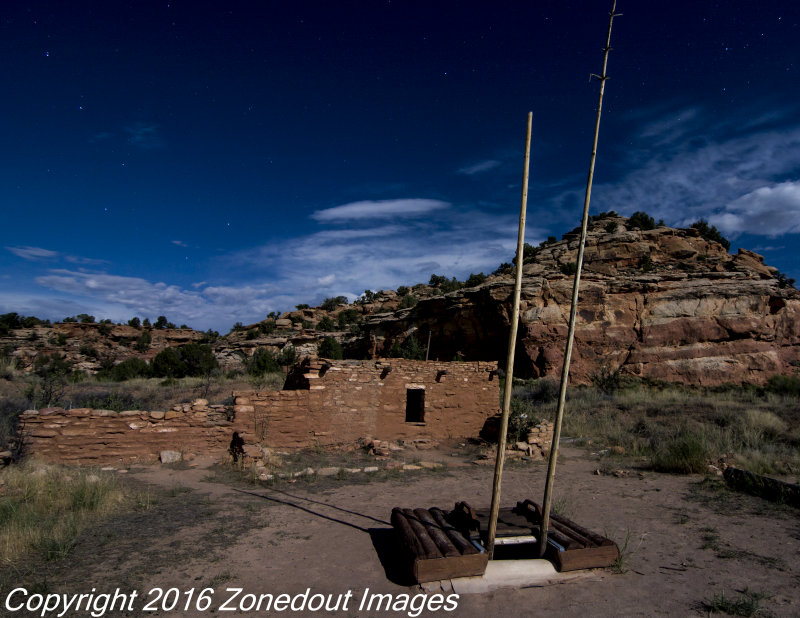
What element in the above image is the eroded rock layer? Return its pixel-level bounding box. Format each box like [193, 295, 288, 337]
[364, 218, 800, 385]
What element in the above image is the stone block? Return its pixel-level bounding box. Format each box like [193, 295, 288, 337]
[160, 450, 182, 464]
[150, 411, 165, 420]
[164, 411, 181, 420]
[67, 408, 92, 416]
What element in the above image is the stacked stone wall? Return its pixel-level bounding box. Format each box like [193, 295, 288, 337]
[238, 359, 500, 449]
[19, 400, 237, 465]
[20, 359, 500, 464]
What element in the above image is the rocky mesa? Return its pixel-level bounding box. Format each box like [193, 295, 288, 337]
[361, 216, 799, 386]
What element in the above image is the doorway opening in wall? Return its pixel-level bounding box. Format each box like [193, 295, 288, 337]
[405, 388, 425, 423]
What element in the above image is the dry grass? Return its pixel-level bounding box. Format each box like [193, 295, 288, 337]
[510, 379, 800, 475]
[0, 461, 128, 566]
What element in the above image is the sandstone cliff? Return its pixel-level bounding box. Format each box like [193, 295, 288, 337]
[361, 217, 800, 386]
[3, 217, 797, 386]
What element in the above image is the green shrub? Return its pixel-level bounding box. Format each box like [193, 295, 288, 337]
[79, 344, 99, 359]
[77, 313, 95, 324]
[691, 219, 731, 251]
[399, 294, 418, 309]
[134, 331, 151, 352]
[396, 286, 409, 297]
[179, 343, 218, 377]
[317, 316, 336, 331]
[590, 366, 622, 393]
[321, 296, 347, 311]
[605, 221, 618, 233]
[259, 320, 276, 335]
[639, 255, 654, 272]
[337, 308, 360, 328]
[295, 303, 309, 310]
[389, 335, 425, 360]
[246, 329, 259, 340]
[247, 348, 280, 375]
[465, 272, 487, 287]
[628, 211, 656, 230]
[277, 345, 296, 366]
[103, 357, 150, 381]
[200, 329, 219, 343]
[765, 374, 800, 397]
[560, 262, 578, 276]
[151, 347, 187, 379]
[775, 271, 796, 289]
[318, 337, 343, 360]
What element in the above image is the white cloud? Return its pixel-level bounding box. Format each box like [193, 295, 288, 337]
[311, 199, 449, 222]
[458, 160, 502, 175]
[172, 240, 188, 247]
[583, 104, 800, 235]
[709, 181, 800, 236]
[6, 246, 59, 260]
[317, 274, 336, 286]
[6, 246, 109, 265]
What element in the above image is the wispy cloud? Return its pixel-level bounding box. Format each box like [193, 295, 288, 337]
[230, 206, 543, 300]
[584, 104, 800, 236]
[6, 246, 59, 260]
[311, 199, 449, 222]
[458, 159, 502, 175]
[125, 122, 165, 149]
[172, 240, 188, 247]
[6, 246, 108, 265]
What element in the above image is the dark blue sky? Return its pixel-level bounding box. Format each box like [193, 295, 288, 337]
[2, 1, 798, 331]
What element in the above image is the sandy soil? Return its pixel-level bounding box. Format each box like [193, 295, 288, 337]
[3, 447, 799, 618]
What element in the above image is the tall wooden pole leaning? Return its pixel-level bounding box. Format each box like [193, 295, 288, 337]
[487, 111, 532, 560]
[538, 1, 620, 558]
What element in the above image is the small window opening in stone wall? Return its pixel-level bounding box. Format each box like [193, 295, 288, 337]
[405, 388, 425, 423]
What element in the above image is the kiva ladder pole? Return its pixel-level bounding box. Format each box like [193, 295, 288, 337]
[487, 111, 532, 559]
[538, 1, 620, 558]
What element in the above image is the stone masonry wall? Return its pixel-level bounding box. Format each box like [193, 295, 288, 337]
[19, 399, 237, 465]
[236, 359, 500, 449]
[19, 360, 500, 464]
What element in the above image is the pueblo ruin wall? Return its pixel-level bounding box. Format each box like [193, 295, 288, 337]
[20, 359, 500, 465]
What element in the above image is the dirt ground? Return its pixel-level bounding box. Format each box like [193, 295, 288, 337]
[3, 446, 799, 618]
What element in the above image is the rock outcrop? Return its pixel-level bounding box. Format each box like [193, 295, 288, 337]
[362, 217, 800, 386]
[3, 217, 798, 387]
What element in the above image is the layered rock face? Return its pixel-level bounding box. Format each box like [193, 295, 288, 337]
[364, 218, 800, 386]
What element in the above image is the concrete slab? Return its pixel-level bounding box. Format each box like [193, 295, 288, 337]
[422, 559, 600, 594]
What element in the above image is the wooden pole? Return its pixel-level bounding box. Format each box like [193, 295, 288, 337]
[487, 111, 533, 559]
[538, 0, 620, 558]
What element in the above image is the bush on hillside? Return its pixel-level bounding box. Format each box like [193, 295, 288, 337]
[318, 337, 343, 360]
[628, 211, 656, 230]
[247, 348, 281, 375]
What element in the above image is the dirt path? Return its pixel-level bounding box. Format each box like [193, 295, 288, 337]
[4, 448, 799, 617]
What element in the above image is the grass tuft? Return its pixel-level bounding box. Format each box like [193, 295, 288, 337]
[702, 588, 772, 617]
[0, 461, 127, 566]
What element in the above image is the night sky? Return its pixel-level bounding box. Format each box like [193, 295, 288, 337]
[2, 1, 799, 331]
